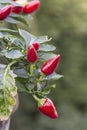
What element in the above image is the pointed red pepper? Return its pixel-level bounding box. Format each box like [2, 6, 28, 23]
[23, 0, 40, 14]
[32, 42, 40, 51]
[41, 55, 60, 76]
[27, 45, 38, 63]
[12, 6, 23, 14]
[0, 5, 12, 20]
[38, 98, 58, 119]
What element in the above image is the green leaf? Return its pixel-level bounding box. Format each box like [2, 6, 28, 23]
[14, 68, 29, 78]
[19, 29, 36, 47]
[4, 35, 25, 48]
[0, 33, 4, 39]
[34, 36, 51, 43]
[0, 64, 17, 121]
[0, 28, 17, 33]
[10, 14, 29, 25]
[0, 0, 21, 6]
[0, 56, 9, 64]
[5, 50, 23, 59]
[18, 29, 52, 48]
[39, 44, 56, 52]
[15, 80, 25, 92]
[5, 17, 20, 24]
[38, 52, 56, 61]
[43, 72, 63, 81]
[42, 84, 56, 95]
[26, 83, 34, 91]
[24, 14, 33, 21]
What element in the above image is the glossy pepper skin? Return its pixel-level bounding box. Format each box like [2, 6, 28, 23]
[12, 6, 23, 14]
[27, 45, 38, 63]
[23, 0, 40, 14]
[41, 55, 60, 76]
[32, 42, 40, 51]
[38, 98, 58, 119]
[0, 5, 12, 20]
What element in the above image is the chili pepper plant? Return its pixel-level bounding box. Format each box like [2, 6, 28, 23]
[0, 0, 63, 122]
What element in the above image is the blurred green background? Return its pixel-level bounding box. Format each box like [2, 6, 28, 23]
[10, 0, 87, 130]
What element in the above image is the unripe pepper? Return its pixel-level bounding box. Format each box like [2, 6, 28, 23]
[38, 98, 58, 119]
[32, 42, 40, 51]
[27, 45, 38, 63]
[0, 5, 12, 20]
[41, 55, 60, 76]
[23, 0, 40, 14]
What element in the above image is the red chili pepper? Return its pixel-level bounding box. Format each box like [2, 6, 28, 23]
[32, 42, 40, 51]
[0, 5, 12, 20]
[12, 6, 23, 14]
[27, 45, 38, 63]
[23, 0, 40, 14]
[38, 98, 58, 119]
[41, 55, 60, 76]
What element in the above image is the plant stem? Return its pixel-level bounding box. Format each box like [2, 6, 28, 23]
[32, 94, 40, 102]
[32, 94, 45, 106]
[30, 63, 34, 76]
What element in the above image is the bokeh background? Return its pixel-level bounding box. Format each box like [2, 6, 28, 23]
[10, 0, 87, 130]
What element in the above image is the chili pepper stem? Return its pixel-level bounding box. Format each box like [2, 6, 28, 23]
[32, 95, 45, 106]
[33, 95, 40, 102]
[30, 63, 35, 76]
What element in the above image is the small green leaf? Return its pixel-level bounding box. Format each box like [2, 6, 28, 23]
[24, 14, 33, 21]
[39, 44, 56, 52]
[10, 14, 29, 25]
[42, 84, 56, 95]
[5, 50, 23, 59]
[19, 29, 36, 47]
[43, 73, 63, 81]
[14, 68, 28, 78]
[5, 17, 20, 24]
[0, 56, 9, 64]
[9, 13, 19, 17]
[26, 83, 34, 90]
[15, 79, 26, 92]
[34, 36, 51, 43]
[0, 28, 17, 33]
[5, 35, 25, 48]
[38, 52, 56, 61]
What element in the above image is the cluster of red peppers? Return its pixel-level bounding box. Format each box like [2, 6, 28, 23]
[26, 42, 60, 119]
[0, 0, 40, 20]
[27, 43, 60, 75]
[0, 0, 61, 120]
